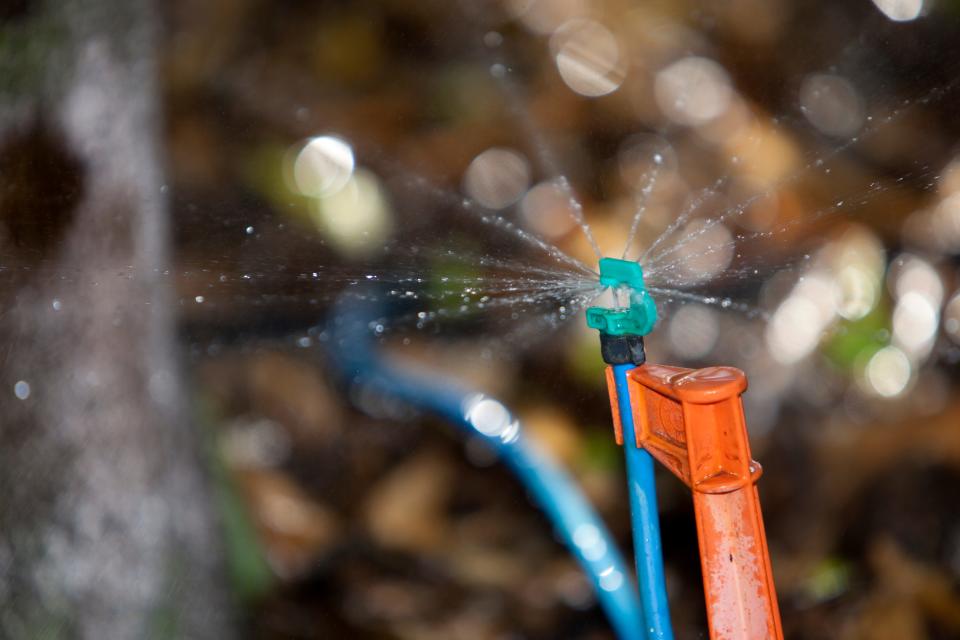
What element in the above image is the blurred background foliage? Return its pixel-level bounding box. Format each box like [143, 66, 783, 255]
[157, 0, 960, 638]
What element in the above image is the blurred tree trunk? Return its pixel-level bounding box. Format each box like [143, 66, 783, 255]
[0, 1, 233, 637]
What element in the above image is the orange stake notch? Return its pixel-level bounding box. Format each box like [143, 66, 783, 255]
[608, 363, 784, 640]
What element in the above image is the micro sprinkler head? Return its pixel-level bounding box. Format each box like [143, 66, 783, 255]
[586, 257, 658, 366]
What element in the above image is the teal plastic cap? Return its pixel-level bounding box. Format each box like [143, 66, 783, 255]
[597, 257, 645, 290]
[586, 257, 658, 337]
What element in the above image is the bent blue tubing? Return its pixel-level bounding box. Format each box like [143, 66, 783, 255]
[327, 312, 645, 639]
[613, 363, 675, 640]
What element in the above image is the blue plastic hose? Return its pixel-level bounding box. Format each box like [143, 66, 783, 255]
[327, 305, 646, 640]
[612, 363, 675, 640]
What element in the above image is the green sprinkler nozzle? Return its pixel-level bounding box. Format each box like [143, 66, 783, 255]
[586, 257, 658, 337]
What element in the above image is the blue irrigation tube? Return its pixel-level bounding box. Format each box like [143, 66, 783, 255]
[327, 303, 646, 640]
[613, 363, 675, 640]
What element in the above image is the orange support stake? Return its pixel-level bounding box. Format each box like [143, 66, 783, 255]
[626, 364, 784, 640]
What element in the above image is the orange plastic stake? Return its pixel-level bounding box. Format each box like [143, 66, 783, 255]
[621, 363, 784, 640]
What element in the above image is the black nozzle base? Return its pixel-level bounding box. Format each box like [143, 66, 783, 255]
[599, 333, 646, 366]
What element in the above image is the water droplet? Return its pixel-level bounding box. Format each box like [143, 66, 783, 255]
[14, 380, 30, 400]
[245, 226, 255, 235]
[51, 298, 62, 311]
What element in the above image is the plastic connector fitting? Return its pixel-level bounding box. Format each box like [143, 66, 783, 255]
[586, 258, 658, 337]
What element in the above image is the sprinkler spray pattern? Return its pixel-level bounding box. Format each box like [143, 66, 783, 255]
[119, 6, 960, 639]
